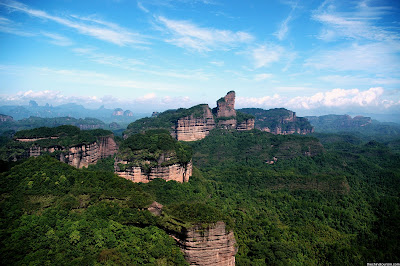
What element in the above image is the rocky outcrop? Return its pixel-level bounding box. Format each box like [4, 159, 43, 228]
[124, 91, 255, 141]
[173, 92, 254, 141]
[28, 135, 118, 168]
[177, 221, 237, 266]
[239, 108, 313, 135]
[124, 110, 133, 117]
[216, 91, 236, 118]
[0, 114, 13, 122]
[113, 108, 124, 116]
[115, 161, 192, 183]
[174, 105, 216, 141]
[236, 119, 255, 131]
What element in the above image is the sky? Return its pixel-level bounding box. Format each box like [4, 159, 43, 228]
[0, 0, 399, 115]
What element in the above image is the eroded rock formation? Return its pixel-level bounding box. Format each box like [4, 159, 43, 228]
[216, 91, 236, 118]
[173, 92, 254, 141]
[174, 105, 216, 141]
[28, 135, 118, 168]
[239, 108, 314, 135]
[177, 221, 237, 266]
[115, 161, 192, 183]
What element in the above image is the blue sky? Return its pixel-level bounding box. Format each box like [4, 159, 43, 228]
[0, 0, 399, 115]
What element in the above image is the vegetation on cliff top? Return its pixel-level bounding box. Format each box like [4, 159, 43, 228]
[240, 107, 313, 132]
[0, 126, 114, 161]
[0, 156, 188, 265]
[117, 129, 192, 170]
[1, 124, 399, 265]
[125, 104, 209, 136]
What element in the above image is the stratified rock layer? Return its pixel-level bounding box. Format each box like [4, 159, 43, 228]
[28, 135, 118, 168]
[174, 92, 254, 141]
[115, 161, 192, 183]
[174, 106, 216, 141]
[177, 221, 237, 266]
[216, 91, 236, 118]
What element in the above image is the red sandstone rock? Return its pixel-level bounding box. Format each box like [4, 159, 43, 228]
[177, 221, 237, 266]
[28, 135, 118, 168]
[175, 105, 216, 141]
[115, 161, 192, 183]
[216, 91, 236, 118]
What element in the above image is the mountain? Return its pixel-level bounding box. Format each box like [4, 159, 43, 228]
[0, 102, 146, 123]
[125, 91, 255, 141]
[306, 114, 400, 142]
[1, 97, 400, 265]
[239, 107, 314, 134]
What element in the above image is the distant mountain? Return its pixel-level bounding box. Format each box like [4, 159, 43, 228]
[0, 102, 146, 123]
[239, 108, 314, 135]
[306, 114, 400, 135]
[0, 116, 106, 136]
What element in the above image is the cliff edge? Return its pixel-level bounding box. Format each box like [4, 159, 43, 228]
[125, 91, 255, 141]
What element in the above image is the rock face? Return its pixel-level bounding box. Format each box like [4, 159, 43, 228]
[216, 91, 236, 118]
[115, 161, 192, 183]
[236, 119, 255, 131]
[239, 108, 314, 135]
[174, 92, 254, 141]
[176, 221, 237, 266]
[28, 135, 118, 168]
[174, 105, 216, 141]
[124, 91, 255, 141]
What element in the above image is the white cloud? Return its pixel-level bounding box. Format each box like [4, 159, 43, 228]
[137, 1, 149, 13]
[237, 87, 398, 110]
[305, 42, 400, 73]
[274, 1, 298, 41]
[6, 90, 102, 105]
[41, 32, 73, 46]
[157, 15, 254, 52]
[0, 0, 146, 46]
[312, 1, 399, 42]
[0, 15, 34, 36]
[254, 73, 273, 81]
[210, 61, 224, 67]
[137, 93, 157, 102]
[251, 44, 284, 68]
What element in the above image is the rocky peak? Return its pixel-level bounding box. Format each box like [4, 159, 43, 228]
[0, 114, 13, 123]
[216, 91, 236, 118]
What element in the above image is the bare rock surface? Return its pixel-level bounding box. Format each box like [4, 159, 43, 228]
[177, 221, 237, 266]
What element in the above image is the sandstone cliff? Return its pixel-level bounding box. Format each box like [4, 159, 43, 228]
[177, 222, 237, 266]
[115, 161, 192, 183]
[148, 202, 237, 265]
[125, 91, 255, 141]
[115, 130, 193, 183]
[215, 91, 236, 118]
[28, 135, 118, 168]
[174, 105, 216, 141]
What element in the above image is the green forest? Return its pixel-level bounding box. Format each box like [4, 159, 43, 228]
[1, 125, 400, 265]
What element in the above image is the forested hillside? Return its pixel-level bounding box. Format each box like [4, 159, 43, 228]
[1, 128, 399, 264]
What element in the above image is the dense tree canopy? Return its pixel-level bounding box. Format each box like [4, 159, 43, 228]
[1, 126, 399, 265]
